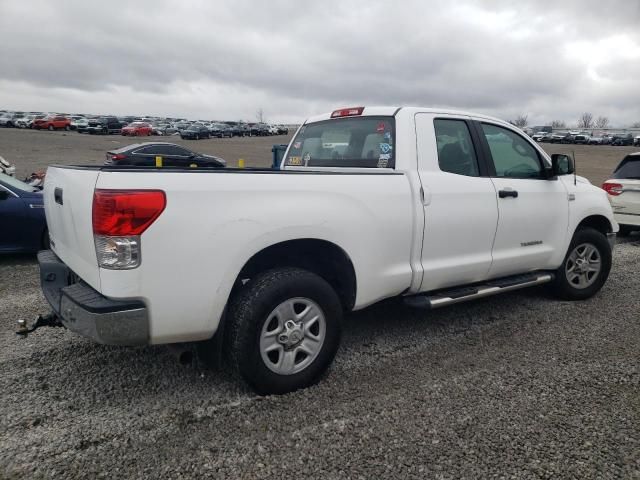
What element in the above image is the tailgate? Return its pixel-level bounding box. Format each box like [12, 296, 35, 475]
[44, 166, 101, 290]
[613, 179, 640, 216]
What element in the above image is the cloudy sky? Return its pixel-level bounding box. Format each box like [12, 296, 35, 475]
[1, 0, 639, 126]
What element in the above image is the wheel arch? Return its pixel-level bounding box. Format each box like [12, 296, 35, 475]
[232, 238, 357, 312]
[575, 214, 614, 236]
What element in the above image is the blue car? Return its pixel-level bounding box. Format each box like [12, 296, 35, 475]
[0, 173, 48, 253]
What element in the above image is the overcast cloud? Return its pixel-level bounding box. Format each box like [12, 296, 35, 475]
[0, 0, 639, 125]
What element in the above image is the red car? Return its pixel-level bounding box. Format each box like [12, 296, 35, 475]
[33, 115, 71, 131]
[121, 122, 153, 136]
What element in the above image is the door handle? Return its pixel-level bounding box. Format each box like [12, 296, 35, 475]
[498, 189, 518, 199]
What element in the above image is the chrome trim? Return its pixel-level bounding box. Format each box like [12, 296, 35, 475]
[0, 184, 19, 198]
[428, 274, 553, 309]
[29, 203, 44, 209]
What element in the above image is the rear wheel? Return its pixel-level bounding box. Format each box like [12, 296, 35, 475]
[224, 267, 342, 395]
[48, 125, 54, 131]
[550, 227, 612, 300]
[64, 125, 70, 131]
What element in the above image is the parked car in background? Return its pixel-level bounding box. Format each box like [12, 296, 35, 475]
[532, 131, 551, 142]
[277, 124, 289, 135]
[86, 116, 124, 135]
[233, 123, 251, 137]
[74, 118, 90, 133]
[173, 121, 190, 131]
[33, 115, 71, 131]
[268, 125, 280, 135]
[611, 133, 633, 146]
[152, 123, 178, 136]
[602, 153, 640, 236]
[0, 172, 48, 253]
[0, 113, 19, 128]
[105, 142, 225, 167]
[635, 136, 640, 146]
[121, 122, 153, 136]
[589, 136, 604, 145]
[70, 117, 86, 130]
[14, 115, 35, 128]
[207, 123, 233, 138]
[573, 134, 591, 145]
[180, 124, 211, 140]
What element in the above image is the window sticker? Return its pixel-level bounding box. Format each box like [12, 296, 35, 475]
[376, 122, 386, 133]
[379, 143, 392, 154]
[303, 152, 311, 165]
[377, 157, 389, 168]
[383, 131, 392, 142]
[288, 156, 301, 165]
[293, 141, 302, 149]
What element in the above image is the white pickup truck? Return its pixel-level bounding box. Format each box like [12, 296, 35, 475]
[37, 106, 617, 394]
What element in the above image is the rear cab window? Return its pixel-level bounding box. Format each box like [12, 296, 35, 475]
[284, 116, 395, 168]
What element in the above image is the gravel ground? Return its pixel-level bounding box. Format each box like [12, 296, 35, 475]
[1, 239, 639, 479]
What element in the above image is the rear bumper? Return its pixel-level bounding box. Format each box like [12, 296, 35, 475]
[38, 250, 149, 345]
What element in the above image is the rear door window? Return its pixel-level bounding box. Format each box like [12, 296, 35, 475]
[284, 116, 395, 168]
[434, 119, 479, 176]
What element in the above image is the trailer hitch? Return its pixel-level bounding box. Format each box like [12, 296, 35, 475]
[16, 313, 64, 337]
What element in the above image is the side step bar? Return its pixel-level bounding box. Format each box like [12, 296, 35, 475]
[403, 272, 554, 309]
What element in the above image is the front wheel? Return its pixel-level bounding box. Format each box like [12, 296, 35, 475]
[225, 267, 342, 395]
[550, 227, 612, 300]
[48, 125, 54, 131]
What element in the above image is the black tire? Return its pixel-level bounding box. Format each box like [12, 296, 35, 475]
[225, 267, 342, 395]
[618, 225, 634, 237]
[64, 125, 70, 131]
[550, 227, 612, 300]
[48, 125, 54, 131]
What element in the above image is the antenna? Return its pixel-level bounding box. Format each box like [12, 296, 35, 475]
[572, 150, 576, 186]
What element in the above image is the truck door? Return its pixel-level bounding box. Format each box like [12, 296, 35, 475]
[415, 114, 499, 291]
[475, 121, 569, 277]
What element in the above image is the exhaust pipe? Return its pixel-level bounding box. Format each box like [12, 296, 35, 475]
[167, 343, 194, 365]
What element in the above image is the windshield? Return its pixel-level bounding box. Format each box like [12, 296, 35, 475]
[613, 156, 640, 179]
[284, 116, 395, 168]
[0, 172, 38, 193]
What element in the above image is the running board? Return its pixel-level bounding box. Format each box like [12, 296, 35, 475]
[403, 272, 554, 309]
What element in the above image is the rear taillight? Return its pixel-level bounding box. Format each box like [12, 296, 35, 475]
[110, 154, 127, 161]
[92, 190, 166, 269]
[602, 182, 623, 196]
[330, 107, 364, 118]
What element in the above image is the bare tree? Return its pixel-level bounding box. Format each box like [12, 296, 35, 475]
[256, 108, 265, 124]
[595, 116, 609, 129]
[510, 114, 528, 128]
[551, 120, 566, 129]
[577, 112, 594, 129]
